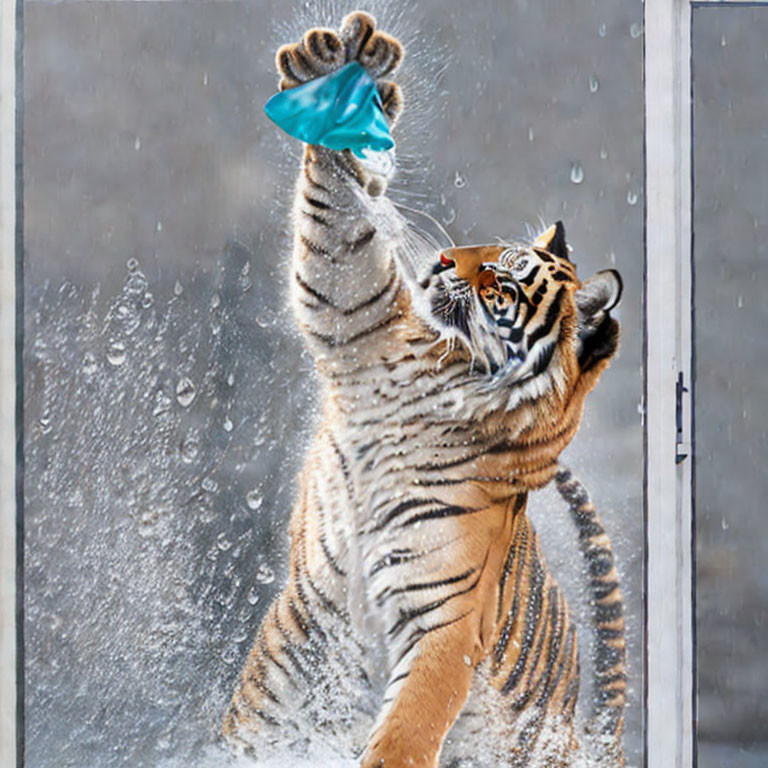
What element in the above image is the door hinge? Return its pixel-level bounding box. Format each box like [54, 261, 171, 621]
[676, 371, 690, 464]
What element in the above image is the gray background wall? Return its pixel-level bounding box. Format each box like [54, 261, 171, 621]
[23, 1, 646, 765]
[693, 7, 768, 767]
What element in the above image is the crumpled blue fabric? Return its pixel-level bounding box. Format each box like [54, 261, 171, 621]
[264, 62, 395, 158]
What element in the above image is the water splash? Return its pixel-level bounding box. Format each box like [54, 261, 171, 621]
[24, 245, 315, 768]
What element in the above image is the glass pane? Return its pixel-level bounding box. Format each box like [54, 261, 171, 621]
[23, 1, 644, 765]
[693, 7, 768, 767]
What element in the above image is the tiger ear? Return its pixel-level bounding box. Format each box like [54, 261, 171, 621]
[575, 269, 623, 317]
[533, 221, 568, 261]
[574, 269, 623, 372]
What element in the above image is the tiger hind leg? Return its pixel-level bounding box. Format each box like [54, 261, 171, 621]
[442, 664, 578, 768]
[222, 584, 376, 761]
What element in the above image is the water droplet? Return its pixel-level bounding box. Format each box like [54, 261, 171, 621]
[203, 71, 208, 86]
[223, 417, 234, 432]
[227, 372, 235, 387]
[255, 564, 275, 585]
[246, 587, 260, 605]
[124, 271, 147, 295]
[113, 303, 140, 336]
[627, 189, 638, 206]
[134, 136, 141, 151]
[528, 126, 535, 142]
[721, 35, 727, 47]
[599, 22, 607, 38]
[570, 162, 584, 184]
[141, 292, 153, 308]
[180, 433, 199, 463]
[175, 377, 196, 407]
[82, 352, 98, 376]
[630, 22, 642, 39]
[202, 476, 218, 493]
[153, 389, 172, 416]
[216, 532, 232, 551]
[174, 280, 183, 296]
[442, 208, 456, 226]
[721, 517, 729, 531]
[211, 293, 221, 310]
[138, 508, 160, 534]
[237, 261, 253, 292]
[156, 221, 163, 232]
[463, 655, 472, 667]
[106, 339, 126, 366]
[589, 74, 599, 93]
[221, 647, 237, 665]
[453, 171, 466, 189]
[600, 147, 608, 160]
[737, 294, 744, 308]
[38, 412, 52, 434]
[246, 490, 263, 511]
[126, 257, 139, 271]
[609, 251, 616, 265]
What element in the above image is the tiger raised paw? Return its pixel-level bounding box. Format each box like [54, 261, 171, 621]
[276, 11, 404, 125]
[224, 11, 625, 768]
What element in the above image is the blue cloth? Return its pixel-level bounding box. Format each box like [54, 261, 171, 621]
[264, 62, 395, 158]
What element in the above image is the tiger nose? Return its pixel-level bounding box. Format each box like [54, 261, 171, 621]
[440, 244, 506, 281]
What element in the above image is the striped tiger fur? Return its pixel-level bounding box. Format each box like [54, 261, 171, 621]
[223, 12, 625, 767]
[554, 467, 626, 757]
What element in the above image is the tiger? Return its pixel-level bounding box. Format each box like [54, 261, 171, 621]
[223, 11, 626, 767]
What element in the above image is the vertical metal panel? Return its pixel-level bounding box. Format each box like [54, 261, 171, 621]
[0, 0, 18, 764]
[644, 0, 695, 766]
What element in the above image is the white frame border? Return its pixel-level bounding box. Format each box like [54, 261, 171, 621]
[0, 0, 19, 764]
[644, 1, 695, 766]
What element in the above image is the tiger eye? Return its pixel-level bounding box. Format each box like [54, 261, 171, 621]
[478, 270, 498, 290]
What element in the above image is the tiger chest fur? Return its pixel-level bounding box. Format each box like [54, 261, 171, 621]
[223, 11, 625, 768]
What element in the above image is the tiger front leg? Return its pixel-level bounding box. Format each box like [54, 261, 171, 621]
[360, 609, 480, 768]
[360, 502, 516, 768]
[276, 14, 412, 372]
[276, 11, 404, 205]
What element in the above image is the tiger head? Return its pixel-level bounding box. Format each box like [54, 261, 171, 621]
[421, 221, 622, 393]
